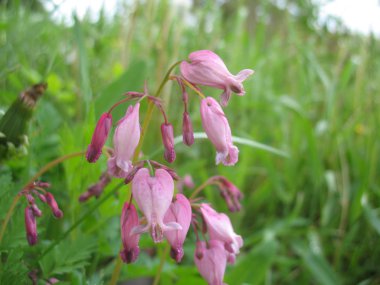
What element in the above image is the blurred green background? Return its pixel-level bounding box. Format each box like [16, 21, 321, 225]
[1, 0, 379, 284]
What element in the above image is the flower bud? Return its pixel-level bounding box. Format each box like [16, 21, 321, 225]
[86, 112, 112, 163]
[45, 193, 63, 218]
[161, 123, 176, 163]
[25, 206, 37, 246]
[31, 204, 42, 217]
[120, 203, 140, 263]
[182, 112, 194, 146]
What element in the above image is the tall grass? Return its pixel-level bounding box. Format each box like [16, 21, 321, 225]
[1, 0, 379, 284]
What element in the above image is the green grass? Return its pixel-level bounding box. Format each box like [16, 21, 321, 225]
[1, 0, 379, 284]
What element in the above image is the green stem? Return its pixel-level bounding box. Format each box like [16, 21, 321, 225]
[153, 244, 170, 285]
[107, 60, 182, 285]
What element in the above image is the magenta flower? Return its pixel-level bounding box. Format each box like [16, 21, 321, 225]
[120, 202, 140, 264]
[180, 50, 254, 106]
[194, 240, 228, 285]
[45, 193, 63, 218]
[86, 112, 112, 163]
[25, 206, 37, 246]
[163, 194, 192, 262]
[182, 111, 194, 146]
[161, 123, 176, 163]
[200, 204, 243, 254]
[108, 103, 141, 178]
[131, 168, 181, 243]
[200, 97, 239, 166]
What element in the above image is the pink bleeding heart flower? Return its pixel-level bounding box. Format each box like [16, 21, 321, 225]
[131, 168, 181, 243]
[180, 50, 254, 106]
[86, 112, 112, 163]
[200, 97, 239, 166]
[200, 204, 243, 255]
[120, 202, 140, 264]
[194, 240, 228, 285]
[108, 103, 141, 178]
[163, 194, 192, 262]
[25, 206, 38, 246]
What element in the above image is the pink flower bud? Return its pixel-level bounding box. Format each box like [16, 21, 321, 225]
[108, 104, 140, 178]
[120, 202, 140, 264]
[25, 206, 37, 246]
[131, 168, 181, 243]
[182, 112, 194, 146]
[45, 193, 63, 218]
[164, 194, 192, 262]
[177, 174, 194, 193]
[200, 204, 243, 255]
[194, 240, 227, 285]
[86, 112, 112, 163]
[31, 204, 42, 217]
[161, 123, 176, 163]
[124, 162, 144, 185]
[37, 193, 47, 203]
[149, 160, 180, 180]
[210, 176, 243, 212]
[200, 97, 239, 166]
[180, 50, 254, 106]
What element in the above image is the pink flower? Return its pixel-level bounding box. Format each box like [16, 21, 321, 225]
[200, 97, 239, 166]
[86, 112, 112, 163]
[182, 111, 194, 146]
[194, 240, 228, 285]
[120, 202, 140, 263]
[108, 103, 141, 178]
[45, 193, 63, 218]
[131, 168, 181, 243]
[25, 206, 37, 246]
[200, 204, 243, 254]
[180, 50, 254, 106]
[161, 123, 176, 163]
[163, 194, 192, 262]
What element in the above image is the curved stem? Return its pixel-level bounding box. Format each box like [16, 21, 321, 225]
[108, 60, 182, 285]
[153, 244, 170, 285]
[0, 151, 85, 245]
[190, 180, 213, 199]
[108, 97, 132, 114]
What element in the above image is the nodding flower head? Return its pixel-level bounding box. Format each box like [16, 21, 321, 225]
[86, 112, 112, 163]
[200, 204, 243, 255]
[180, 50, 254, 106]
[25, 206, 38, 246]
[120, 202, 140, 264]
[164, 194, 192, 262]
[194, 240, 228, 285]
[161, 123, 176, 163]
[200, 97, 239, 166]
[131, 168, 181, 243]
[108, 103, 141, 178]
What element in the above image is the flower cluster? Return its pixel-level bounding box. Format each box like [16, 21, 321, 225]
[82, 50, 253, 284]
[22, 181, 63, 246]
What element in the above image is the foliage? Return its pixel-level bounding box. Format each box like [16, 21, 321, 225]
[0, 0, 379, 284]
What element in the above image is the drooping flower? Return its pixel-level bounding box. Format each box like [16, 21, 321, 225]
[86, 112, 112, 163]
[163, 194, 192, 262]
[200, 204, 243, 254]
[210, 176, 243, 212]
[120, 202, 140, 264]
[79, 172, 112, 202]
[108, 103, 141, 178]
[177, 174, 195, 193]
[25, 206, 37, 246]
[180, 50, 254, 106]
[194, 240, 228, 285]
[131, 168, 181, 243]
[200, 97, 239, 166]
[161, 123, 176, 163]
